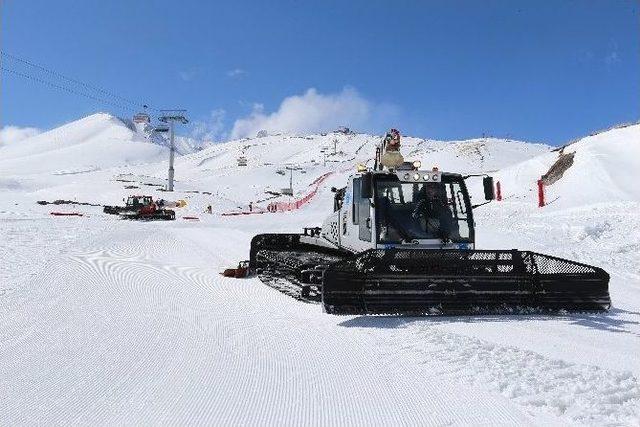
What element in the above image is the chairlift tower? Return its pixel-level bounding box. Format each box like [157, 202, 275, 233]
[159, 110, 188, 191]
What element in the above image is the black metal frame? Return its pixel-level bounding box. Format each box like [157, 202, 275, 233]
[250, 234, 611, 315]
[322, 249, 611, 315]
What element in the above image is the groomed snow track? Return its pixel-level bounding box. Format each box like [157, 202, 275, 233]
[0, 222, 548, 425]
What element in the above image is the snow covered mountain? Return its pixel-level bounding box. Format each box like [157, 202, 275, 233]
[0, 112, 551, 209]
[1, 115, 639, 426]
[0, 113, 201, 177]
[167, 131, 551, 213]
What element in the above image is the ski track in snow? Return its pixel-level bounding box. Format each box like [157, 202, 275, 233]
[1, 225, 539, 426]
[0, 216, 109, 296]
[352, 318, 640, 425]
[2, 118, 640, 425]
[2, 220, 637, 425]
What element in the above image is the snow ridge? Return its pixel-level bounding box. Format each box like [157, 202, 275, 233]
[373, 320, 639, 425]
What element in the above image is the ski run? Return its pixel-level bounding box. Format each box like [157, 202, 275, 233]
[1, 113, 639, 425]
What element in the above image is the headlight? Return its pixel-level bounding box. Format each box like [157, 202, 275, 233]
[413, 173, 420, 181]
[432, 174, 439, 181]
[423, 174, 429, 181]
[403, 173, 410, 180]
[412, 160, 422, 169]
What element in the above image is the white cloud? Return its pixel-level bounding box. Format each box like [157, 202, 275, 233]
[230, 87, 395, 139]
[227, 68, 247, 78]
[179, 67, 201, 82]
[190, 109, 227, 143]
[604, 51, 620, 65]
[604, 40, 621, 66]
[0, 125, 41, 145]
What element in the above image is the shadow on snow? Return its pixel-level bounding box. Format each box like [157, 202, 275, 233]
[337, 307, 640, 337]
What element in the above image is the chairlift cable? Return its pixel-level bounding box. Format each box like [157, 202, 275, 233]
[0, 50, 157, 112]
[1, 65, 135, 112]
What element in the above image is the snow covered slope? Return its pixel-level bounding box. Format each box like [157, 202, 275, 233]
[495, 123, 640, 208]
[1, 116, 639, 426]
[166, 132, 550, 213]
[0, 113, 173, 176]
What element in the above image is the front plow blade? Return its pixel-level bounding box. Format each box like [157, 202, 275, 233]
[322, 249, 610, 315]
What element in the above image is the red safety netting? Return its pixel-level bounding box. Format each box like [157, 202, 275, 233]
[220, 171, 335, 216]
[266, 172, 334, 213]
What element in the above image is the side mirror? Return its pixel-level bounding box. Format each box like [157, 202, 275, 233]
[361, 173, 373, 199]
[331, 187, 337, 193]
[483, 176, 495, 200]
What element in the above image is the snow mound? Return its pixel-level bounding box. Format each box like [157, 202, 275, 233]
[495, 124, 640, 208]
[0, 113, 171, 175]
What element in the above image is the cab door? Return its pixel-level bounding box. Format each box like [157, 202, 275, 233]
[352, 177, 371, 242]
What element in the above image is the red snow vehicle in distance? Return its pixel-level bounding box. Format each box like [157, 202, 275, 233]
[107, 195, 176, 220]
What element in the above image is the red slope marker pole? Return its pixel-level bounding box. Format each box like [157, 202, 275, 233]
[496, 181, 502, 201]
[537, 179, 545, 207]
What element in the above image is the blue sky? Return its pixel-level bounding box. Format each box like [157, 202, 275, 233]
[1, 0, 638, 145]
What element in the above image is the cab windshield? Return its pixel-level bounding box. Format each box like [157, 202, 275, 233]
[127, 196, 152, 206]
[374, 176, 472, 243]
